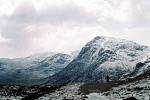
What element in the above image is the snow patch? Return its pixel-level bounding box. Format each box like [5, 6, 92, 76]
[86, 93, 109, 100]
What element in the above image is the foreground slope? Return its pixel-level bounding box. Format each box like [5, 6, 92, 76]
[86, 76, 150, 100]
[47, 36, 150, 86]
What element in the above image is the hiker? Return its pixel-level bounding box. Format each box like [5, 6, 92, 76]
[106, 75, 110, 83]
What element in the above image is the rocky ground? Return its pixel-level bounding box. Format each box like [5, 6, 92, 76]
[104, 78, 150, 100]
[0, 85, 60, 100]
[0, 77, 150, 100]
[36, 83, 86, 100]
[0, 83, 86, 100]
[86, 77, 150, 100]
[34, 77, 150, 100]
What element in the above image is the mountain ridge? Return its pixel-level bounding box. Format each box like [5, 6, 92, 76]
[46, 36, 150, 86]
[0, 52, 74, 85]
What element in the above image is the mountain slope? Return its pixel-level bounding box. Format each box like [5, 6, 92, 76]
[47, 36, 150, 86]
[123, 56, 150, 79]
[0, 53, 73, 85]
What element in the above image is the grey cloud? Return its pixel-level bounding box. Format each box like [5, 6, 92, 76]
[0, 0, 150, 58]
[97, 0, 150, 33]
[3, 2, 98, 26]
[0, 1, 98, 51]
[38, 3, 98, 25]
[129, 0, 150, 28]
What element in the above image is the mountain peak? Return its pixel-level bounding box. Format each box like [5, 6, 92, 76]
[92, 36, 116, 40]
[93, 36, 105, 40]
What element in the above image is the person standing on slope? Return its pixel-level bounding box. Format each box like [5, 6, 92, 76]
[106, 75, 110, 83]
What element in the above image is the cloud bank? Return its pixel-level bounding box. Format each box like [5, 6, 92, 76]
[0, 0, 150, 58]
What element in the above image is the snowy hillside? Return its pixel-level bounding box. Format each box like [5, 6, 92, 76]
[0, 52, 73, 85]
[47, 36, 150, 86]
[123, 56, 150, 79]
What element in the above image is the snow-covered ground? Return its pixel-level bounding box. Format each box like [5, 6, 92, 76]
[86, 93, 109, 100]
[87, 78, 150, 100]
[0, 96, 22, 100]
[36, 83, 85, 100]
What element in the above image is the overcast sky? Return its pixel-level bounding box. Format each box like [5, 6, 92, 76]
[0, 0, 150, 58]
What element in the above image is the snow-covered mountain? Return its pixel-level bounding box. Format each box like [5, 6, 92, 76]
[0, 52, 73, 85]
[47, 36, 150, 86]
[0, 36, 149, 86]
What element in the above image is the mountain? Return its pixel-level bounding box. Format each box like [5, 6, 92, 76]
[46, 36, 150, 86]
[0, 52, 73, 85]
